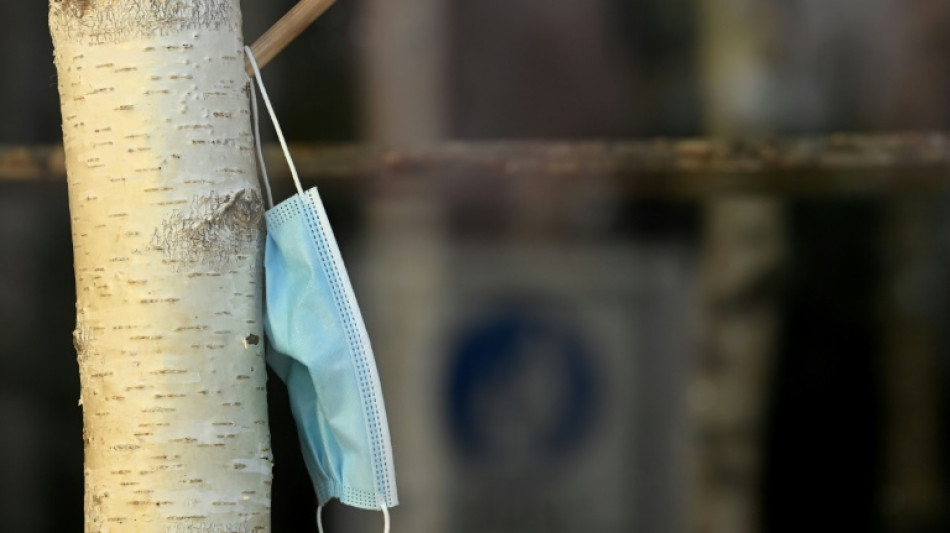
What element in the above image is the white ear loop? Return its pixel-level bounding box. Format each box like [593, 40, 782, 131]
[316, 502, 391, 533]
[245, 45, 305, 199]
[249, 81, 275, 209]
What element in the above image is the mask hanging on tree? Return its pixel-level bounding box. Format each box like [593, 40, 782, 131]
[246, 47, 398, 532]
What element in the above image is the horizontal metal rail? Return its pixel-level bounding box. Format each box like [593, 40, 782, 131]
[5, 134, 950, 195]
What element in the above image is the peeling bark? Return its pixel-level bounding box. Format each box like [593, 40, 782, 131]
[151, 190, 263, 268]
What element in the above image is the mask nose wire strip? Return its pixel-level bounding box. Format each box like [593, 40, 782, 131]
[245, 45, 305, 199]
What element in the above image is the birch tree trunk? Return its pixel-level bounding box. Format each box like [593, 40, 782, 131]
[49, 1, 272, 531]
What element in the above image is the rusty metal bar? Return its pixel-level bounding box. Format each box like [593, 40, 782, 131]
[5, 134, 950, 194]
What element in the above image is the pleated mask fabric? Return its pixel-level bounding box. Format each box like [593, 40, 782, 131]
[264, 189, 398, 510]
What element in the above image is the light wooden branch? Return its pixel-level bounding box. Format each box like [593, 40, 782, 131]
[246, 0, 337, 74]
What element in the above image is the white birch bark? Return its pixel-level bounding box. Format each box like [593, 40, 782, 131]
[50, 1, 272, 531]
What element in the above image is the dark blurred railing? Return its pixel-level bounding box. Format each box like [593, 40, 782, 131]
[5, 133, 950, 194]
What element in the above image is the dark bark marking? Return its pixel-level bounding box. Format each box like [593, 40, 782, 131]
[151, 189, 263, 269]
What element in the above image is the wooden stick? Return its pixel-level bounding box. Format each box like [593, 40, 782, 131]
[246, 0, 337, 74]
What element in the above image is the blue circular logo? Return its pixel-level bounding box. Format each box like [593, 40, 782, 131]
[446, 300, 600, 477]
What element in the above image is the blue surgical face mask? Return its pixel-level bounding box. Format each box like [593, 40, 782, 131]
[246, 47, 398, 528]
[264, 189, 398, 510]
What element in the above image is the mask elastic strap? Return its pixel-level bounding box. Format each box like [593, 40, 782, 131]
[249, 81, 274, 209]
[245, 45, 305, 202]
[316, 502, 390, 533]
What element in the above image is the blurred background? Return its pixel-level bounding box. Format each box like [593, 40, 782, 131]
[2, 0, 950, 531]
